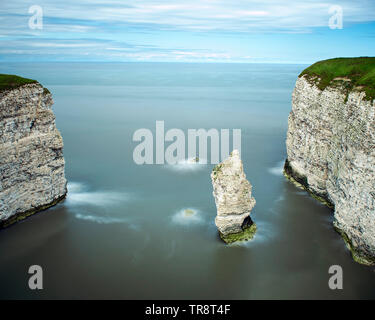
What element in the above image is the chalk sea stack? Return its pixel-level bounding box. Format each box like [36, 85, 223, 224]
[211, 150, 256, 243]
[284, 57, 375, 265]
[0, 74, 67, 228]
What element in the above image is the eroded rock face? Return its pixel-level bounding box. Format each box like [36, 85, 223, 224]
[285, 75, 375, 265]
[211, 150, 256, 243]
[0, 83, 67, 227]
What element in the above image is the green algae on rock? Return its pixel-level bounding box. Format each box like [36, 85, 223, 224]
[220, 219, 257, 244]
[0, 194, 66, 229]
[183, 209, 195, 217]
[334, 226, 375, 266]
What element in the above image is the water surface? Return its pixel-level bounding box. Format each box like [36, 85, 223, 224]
[0, 63, 374, 299]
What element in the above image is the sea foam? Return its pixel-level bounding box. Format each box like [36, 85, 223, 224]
[171, 208, 204, 225]
[268, 160, 285, 176]
[165, 158, 207, 173]
[66, 182, 128, 207]
[66, 182, 133, 225]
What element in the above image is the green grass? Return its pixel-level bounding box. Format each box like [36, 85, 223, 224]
[300, 57, 375, 101]
[0, 74, 38, 92]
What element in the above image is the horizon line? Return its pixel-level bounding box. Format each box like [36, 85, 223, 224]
[0, 60, 314, 65]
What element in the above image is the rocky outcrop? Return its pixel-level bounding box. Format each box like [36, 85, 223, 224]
[0, 75, 67, 228]
[285, 59, 375, 265]
[211, 150, 256, 243]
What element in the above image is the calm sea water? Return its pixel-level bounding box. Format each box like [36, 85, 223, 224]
[0, 62, 374, 299]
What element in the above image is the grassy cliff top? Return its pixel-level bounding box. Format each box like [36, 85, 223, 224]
[300, 57, 375, 101]
[0, 74, 38, 92]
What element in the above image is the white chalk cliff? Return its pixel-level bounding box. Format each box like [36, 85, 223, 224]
[211, 150, 256, 243]
[285, 62, 375, 265]
[0, 78, 67, 228]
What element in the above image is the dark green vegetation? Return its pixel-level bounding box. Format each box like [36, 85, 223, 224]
[300, 57, 375, 101]
[0, 74, 38, 92]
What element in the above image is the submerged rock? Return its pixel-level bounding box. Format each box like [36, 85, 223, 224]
[211, 150, 256, 243]
[0, 74, 67, 228]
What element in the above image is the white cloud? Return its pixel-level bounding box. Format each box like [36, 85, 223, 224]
[0, 0, 374, 62]
[1, 0, 375, 33]
[29, 42, 98, 48]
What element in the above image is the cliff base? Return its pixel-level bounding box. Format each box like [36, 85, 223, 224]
[0, 193, 66, 229]
[220, 218, 257, 244]
[283, 159, 334, 209]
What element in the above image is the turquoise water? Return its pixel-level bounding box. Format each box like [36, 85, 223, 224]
[0, 63, 374, 299]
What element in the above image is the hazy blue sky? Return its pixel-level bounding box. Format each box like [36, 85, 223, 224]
[0, 0, 374, 63]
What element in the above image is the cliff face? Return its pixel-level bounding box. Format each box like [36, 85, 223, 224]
[285, 69, 375, 265]
[0, 79, 67, 227]
[211, 150, 256, 243]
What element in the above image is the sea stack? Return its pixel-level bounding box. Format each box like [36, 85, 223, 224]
[284, 57, 375, 265]
[0, 74, 67, 228]
[211, 150, 256, 243]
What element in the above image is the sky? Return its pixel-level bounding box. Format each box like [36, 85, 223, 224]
[0, 0, 374, 64]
